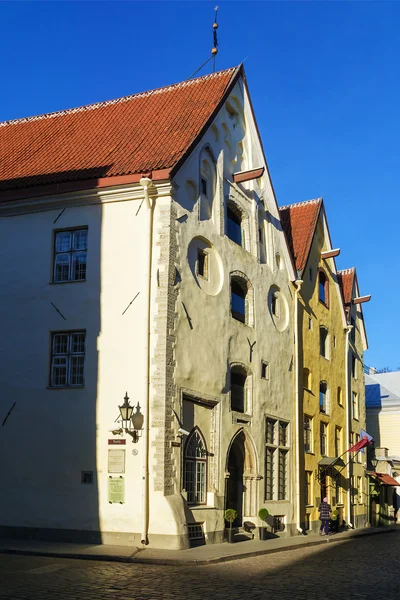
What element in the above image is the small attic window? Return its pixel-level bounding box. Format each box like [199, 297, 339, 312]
[201, 177, 208, 197]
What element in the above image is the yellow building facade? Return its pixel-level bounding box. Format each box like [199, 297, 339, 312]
[281, 199, 351, 532]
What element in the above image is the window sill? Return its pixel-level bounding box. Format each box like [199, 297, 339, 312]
[305, 504, 314, 509]
[47, 385, 84, 390]
[49, 279, 86, 285]
[319, 300, 329, 310]
[189, 505, 217, 510]
[305, 451, 315, 455]
[320, 355, 330, 362]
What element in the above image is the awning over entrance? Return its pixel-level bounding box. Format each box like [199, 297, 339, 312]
[369, 472, 399, 486]
[318, 457, 346, 468]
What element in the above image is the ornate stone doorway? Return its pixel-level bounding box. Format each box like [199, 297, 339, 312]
[225, 430, 258, 526]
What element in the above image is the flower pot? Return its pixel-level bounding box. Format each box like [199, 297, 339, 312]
[259, 526, 267, 540]
[226, 528, 235, 543]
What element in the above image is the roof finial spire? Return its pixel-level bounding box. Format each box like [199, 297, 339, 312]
[212, 6, 219, 73]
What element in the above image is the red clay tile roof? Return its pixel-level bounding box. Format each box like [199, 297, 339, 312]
[337, 268, 355, 304]
[279, 199, 322, 273]
[0, 67, 238, 194]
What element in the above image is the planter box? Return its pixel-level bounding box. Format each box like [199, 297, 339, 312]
[226, 528, 235, 543]
[259, 526, 267, 540]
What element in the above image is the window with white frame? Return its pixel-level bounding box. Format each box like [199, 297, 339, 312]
[53, 228, 88, 283]
[320, 381, 329, 414]
[352, 391, 359, 420]
[335, 426, 342, 457]
[304, 415, 312, 452]
[305, 470, 312, 506]
[320, 326, 329, 359]
[357, 476, 363, 504]
[335, 476, 342, 504]
[320, 422, 328, 456]
[50, 331, 86, 387]
[265, 418, 290, 501]
[184, 429, 207, 505]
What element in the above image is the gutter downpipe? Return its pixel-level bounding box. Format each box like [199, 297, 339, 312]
[294, 279, 304, 534]
[139, 177, 154, 545]
[345, 324, 353, 528]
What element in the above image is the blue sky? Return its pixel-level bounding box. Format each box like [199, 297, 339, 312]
[1, 1, 398, 369]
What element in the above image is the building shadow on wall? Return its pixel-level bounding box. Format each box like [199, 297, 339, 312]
[0, 167, 112, 544]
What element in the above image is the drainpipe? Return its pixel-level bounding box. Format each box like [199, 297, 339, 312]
[294, 279, 304, 534]
[345, 324, 353, 528]
[139, 177, 154, 545]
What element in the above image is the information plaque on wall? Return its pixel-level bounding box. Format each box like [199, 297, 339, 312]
[108, 449, 125, 474]
[108, 477, 125, 504]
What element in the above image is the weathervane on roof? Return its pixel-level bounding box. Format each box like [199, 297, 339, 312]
[187, 6, 221, 80]
[212, 6, 219, 73]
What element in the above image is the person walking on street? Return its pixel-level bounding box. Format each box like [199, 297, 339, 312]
[318, 497, 332, 535]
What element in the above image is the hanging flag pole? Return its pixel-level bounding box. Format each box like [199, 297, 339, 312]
[212, 6, 219, 73]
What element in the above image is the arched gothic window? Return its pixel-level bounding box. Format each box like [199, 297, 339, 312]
[184, 429, 207, 505]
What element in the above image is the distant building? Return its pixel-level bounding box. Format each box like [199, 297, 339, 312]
[366, 372, 400, 523]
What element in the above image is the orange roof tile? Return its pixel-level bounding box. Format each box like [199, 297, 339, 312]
[0, 67, 238, 196]
[279, 199, 322, 273]
[337, 268, 355, 305]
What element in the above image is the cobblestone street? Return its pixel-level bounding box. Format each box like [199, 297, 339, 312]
[0, 531, 399, 600]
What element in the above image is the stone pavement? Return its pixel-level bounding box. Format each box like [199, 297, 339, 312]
[0, 530, 399, 600]
[0, 524, 398, 565]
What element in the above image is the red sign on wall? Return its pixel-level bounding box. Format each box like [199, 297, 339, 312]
[108, 439, 126, 445]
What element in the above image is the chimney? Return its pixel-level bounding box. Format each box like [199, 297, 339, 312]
[375, 447, 388, 458]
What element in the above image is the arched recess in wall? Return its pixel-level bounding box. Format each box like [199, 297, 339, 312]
[199, 146, 217, 222]
[258, 208, 267, 264]
[222, 123, 233, 163]
[268, 285, 289, 332]
[185, 180, 197, 204]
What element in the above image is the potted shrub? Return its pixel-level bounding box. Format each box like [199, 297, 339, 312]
[225, 508, 238, 543]
[258, 508, 269, 540]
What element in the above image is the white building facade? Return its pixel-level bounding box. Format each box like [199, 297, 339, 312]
[0, 67, 304, 549]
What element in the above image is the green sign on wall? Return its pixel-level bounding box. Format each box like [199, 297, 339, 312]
[108, 477, 125, 504]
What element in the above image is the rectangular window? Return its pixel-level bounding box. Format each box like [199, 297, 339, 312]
[358, 476, 363, 504]
[335, 426, 342, 457]
[201, 177, 208, 196]
[320, 422, 327, 456]
[304, 416, 312, 452]
[53, 228, 88, 283]
[50, 331, 86, 387]
[352, 391, 359, 420]
[261, 361, 269, 380]
[273, 516, 285, 532]
[279, 422, 288, 446]
[265, 447, 274, 500]
[351, 476, 356, 505]
[278, 450, 288, 500]
[265, 417, 290, 501]
[350, 317, 356, 344]
[196, 248, 208, 279]
[335, 477, 342, 504]
[352, 354, 357, 379]
[305, 471, 312, 506]
[266, 418, 276, 445]
[308, 317, 313, 330]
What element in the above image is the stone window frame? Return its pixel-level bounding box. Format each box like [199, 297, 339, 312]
[225, 195, 251, 253]
[318, 268, 329, 308]
[230, 270, 255, 328]
[183, 427, 208, 506]
[229, 361, 253, 416]
[264, 416, 290, 501]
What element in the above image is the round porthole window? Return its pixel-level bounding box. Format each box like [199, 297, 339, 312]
[187, 236, 223, 296]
